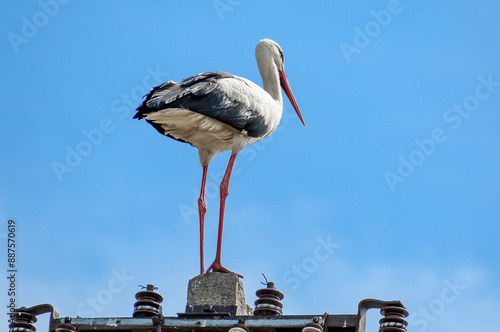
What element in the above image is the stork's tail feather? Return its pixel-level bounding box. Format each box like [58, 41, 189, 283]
[133, 81, 177, 119]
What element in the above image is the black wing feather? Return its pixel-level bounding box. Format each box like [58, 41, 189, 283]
[134, 71, 269, 138]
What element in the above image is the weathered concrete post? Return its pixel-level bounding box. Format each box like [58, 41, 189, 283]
[186, 272, 253, 316]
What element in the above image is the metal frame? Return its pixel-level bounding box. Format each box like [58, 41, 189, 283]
[9, 299, 407, 332]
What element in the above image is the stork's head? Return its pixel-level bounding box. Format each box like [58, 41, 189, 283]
[255, 39, 305, 127]
[255, 39, 286, 72]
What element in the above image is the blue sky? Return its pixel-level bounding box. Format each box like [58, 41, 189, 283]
[1, 1, 499, 331]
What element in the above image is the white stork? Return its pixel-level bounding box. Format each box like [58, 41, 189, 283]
[134, 39, 305, 277]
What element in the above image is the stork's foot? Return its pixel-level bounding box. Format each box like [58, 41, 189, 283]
[206, 259, 243, 278]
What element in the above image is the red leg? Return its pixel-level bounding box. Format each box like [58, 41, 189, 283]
[198, 164, 209, 274]
[207, 153, 243, 278]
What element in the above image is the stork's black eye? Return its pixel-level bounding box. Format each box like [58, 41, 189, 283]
[279, 49, 285, 63]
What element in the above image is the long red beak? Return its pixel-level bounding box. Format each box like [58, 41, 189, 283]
[279, 70, 306, 126]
